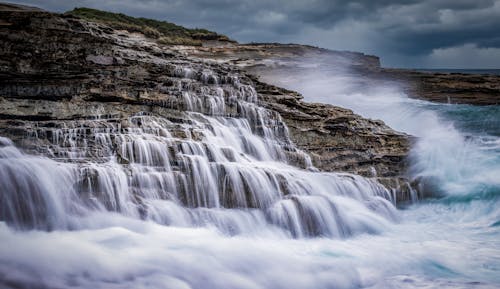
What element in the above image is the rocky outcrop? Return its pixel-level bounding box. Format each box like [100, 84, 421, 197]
[250, 77, 414, 201]
[0, 5, 414, 201]
[172, 43, 409, 176]
[177, 42, 381, 72]
[180, 42, 499, 106]
[380, 69, 500, 105]
[252, 78, 410, 177]
[173, 43, 414, 198]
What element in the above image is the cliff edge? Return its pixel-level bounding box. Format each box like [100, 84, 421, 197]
[0, 5, 415, 201]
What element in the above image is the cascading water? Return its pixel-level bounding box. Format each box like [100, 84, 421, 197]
[1, 44, 498, 287]
[0, 63, 406, 288]
[256, 61, 500, 288]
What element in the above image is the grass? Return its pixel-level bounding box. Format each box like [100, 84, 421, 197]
[65, 7, 233, 46]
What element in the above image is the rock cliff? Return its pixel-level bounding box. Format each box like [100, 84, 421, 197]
[380, 69, 500, 105]
[0, 4, 415, 201]
[180, 42, 499, 106]
[175, 43, 411, 185]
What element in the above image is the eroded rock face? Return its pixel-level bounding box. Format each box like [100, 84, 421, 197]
[173, 43, 414, 197]
[254, 79, 411, 177]
[0, 7, 415, 207]
[252, 77, 414, 200]
[180, 43, 499, 106]
[380, 69, 500, 105]
[179, 43, 382, 72]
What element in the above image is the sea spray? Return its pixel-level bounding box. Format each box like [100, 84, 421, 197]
[253, 59, 500, 288]
[1, 55, 499, 289]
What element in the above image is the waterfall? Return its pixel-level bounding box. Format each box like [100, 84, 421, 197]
[0, 65, 397, 238]
[2, 60, 499, 289]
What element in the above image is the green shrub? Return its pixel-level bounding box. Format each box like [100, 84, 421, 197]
[65, 7, 230, 45]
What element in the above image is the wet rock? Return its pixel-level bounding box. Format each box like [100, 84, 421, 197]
[176, 44, 414, 193]
[0, 8, 414, 201]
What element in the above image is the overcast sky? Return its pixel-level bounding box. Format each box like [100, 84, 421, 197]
[10, 0, 500, 68]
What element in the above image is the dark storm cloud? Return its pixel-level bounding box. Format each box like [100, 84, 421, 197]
[7, 0, 500, 68]
[372, 1, 500, 52]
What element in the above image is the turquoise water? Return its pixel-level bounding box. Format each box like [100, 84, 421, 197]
[436, 104, 500, 136]
[264, 67, 500, 288]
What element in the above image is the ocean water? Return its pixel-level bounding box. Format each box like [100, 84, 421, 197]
[259, 63, 500, 288]
[1, 61, 499, 289]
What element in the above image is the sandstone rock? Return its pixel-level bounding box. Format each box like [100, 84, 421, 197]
[0, 8, 415, 200]
[173, 43, 414, 195]
[380, 69, 500, 105]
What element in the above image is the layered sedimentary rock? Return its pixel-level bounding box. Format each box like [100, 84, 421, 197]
[0, 4, 416, 236]
[177, 43, 411, 184]
[179, 43, 382, 72]
[182, 43, 500, 106]
[380, 69, 500, 105]
[252, 78, 411, 178]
